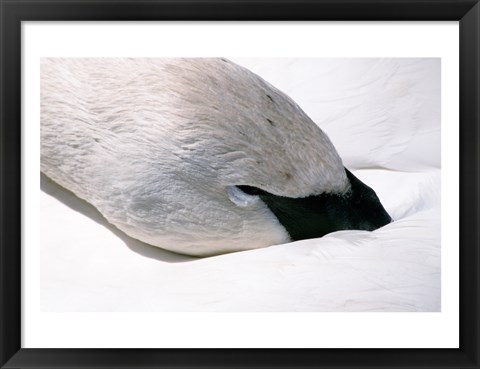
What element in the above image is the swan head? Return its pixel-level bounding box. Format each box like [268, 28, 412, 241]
[41, 58, 392, 256]
[232, 168, 392, 242]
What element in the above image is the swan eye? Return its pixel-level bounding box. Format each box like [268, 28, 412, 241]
[236, 185, 267, 196]
[227, 185, 263, 207]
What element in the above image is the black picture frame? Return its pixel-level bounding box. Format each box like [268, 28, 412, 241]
[1, 1, 479, 368]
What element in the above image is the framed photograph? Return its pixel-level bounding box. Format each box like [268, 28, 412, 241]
[1, 1, 479, 368]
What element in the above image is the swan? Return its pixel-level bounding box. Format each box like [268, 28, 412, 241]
[41, 58, 391, 257]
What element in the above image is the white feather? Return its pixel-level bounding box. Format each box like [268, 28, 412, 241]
[41, 58, 349, 256]
[40, 59, 441, 312]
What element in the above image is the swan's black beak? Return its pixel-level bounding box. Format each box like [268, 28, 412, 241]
[241, 168, 392, 241]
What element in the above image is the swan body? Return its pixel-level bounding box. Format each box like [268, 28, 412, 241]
[41, 58, 391, 256]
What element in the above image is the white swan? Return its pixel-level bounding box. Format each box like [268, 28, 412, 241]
[41, 58, 391, 256]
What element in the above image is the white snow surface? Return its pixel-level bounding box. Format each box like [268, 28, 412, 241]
[41, 58, 441, 312]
